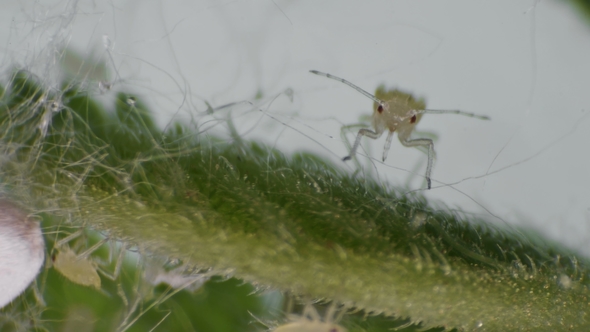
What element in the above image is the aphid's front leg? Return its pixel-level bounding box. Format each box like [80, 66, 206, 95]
[399, 137, 434, 189]
[343, 128, 383, 161]
[382, 131, 395, 162]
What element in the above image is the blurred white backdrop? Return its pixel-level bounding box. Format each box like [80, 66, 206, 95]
[2, 0, 589, 256]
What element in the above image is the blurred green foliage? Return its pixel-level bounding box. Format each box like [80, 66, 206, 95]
[572, 0, 590, 22]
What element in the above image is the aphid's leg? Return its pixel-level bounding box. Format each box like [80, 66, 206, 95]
[98, 241, 127, 281]
[55, 229, 84, 247]
[400, 137, 434, 189]
[325, 302, 338, 323]
[382, 131, 395, 162]
[302, 303, 321, 321]
[343, 128, 383, 161]
[78, 237, 109, 260]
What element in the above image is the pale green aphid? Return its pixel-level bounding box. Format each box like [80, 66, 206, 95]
[310, 70, 490, 189]
[53, 246, 101, 289]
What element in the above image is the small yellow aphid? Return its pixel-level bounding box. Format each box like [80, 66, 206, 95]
[310, 70, 490, 189]
[273, 303, 347, 332]
[53, 246, 101, 289]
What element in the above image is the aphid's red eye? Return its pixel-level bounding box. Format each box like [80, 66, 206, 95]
[410, 115, 417, 123]
[377, 104, 384, 113]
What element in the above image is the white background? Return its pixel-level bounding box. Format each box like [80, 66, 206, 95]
[2, 0, 590, 256]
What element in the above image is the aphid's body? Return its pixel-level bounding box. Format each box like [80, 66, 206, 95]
[310, 70, 489, 189]
[373, 87, 425, 137]
[53, 246, 101, 289]
[370, 86, 426, 161]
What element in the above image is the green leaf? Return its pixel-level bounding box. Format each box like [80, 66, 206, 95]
[1, 70, 589, 331]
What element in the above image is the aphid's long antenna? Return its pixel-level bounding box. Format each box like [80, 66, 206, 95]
[310, 70, 386, 107]
[418, 109, 490, 120]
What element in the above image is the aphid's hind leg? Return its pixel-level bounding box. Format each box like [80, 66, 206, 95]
[400, 137, 434, 189]
[343, 128, 383, 161]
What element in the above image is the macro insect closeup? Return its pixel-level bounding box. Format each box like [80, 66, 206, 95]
[310, 70, 490, 189]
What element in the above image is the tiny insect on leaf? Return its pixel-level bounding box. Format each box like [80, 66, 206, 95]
[310, 70, 490, 189]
